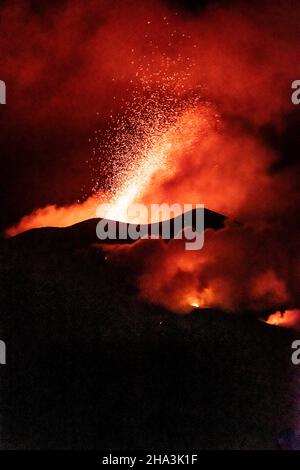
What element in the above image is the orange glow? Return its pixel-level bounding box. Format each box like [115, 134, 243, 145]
[5, 195, 99, 237]
[186, 288, 215, 311]
[265, 310, 300, 330]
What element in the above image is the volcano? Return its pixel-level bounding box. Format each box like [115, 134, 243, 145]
[0, 208, 294, 449]
[6, 207, 226, 250]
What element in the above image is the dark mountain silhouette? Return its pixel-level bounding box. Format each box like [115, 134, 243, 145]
[5, 208, 227, 251]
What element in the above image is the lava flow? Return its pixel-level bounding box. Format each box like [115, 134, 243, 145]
[265, 310, 300, 331]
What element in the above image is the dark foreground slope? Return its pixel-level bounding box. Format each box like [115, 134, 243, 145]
[0, 214, 295, 449]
